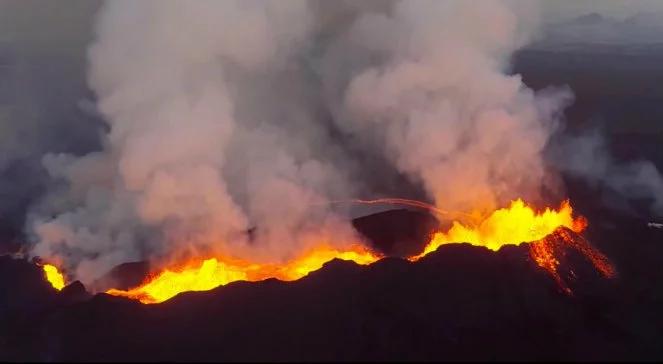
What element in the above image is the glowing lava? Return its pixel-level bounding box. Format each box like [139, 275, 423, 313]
[42, 264, 65, 291]
[529, 226, 616, 293]
[41, 198, 614, 303]
[106, 244, 380, 304]
[410, 199, 586, 260]
[408, 198, 614, 292]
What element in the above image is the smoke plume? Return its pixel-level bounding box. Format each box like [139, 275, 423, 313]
[25, 0, 608, 284]
[323, 0, 572, 213]
[28, 0, 361, 281]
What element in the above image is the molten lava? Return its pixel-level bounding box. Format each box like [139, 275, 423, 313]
[408, 198, 614, 292]
[40, 198, 614, 303]
[410, 199, 586, 260]
[42, 264, 65, 291]
[106, 244, 380, 304]
[529, 226, 616, 293]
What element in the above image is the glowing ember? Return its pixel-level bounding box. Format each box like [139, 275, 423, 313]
[43, 264, 65, 291]
[529, 227, 615, 293]
[107, 244, 380, 304]
[410, 199, 586, 260]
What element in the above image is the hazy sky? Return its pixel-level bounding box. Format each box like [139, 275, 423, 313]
[1, 1, 662, 47]
[543, 0, 663, 22]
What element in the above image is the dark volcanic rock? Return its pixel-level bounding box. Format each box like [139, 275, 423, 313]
[1, 206, 663, 361]
[0, 242, 639, 361]
[0, 255, 58, 314]
[0, 256, 59, 361]
[60, 281, 92, 304]
[352, 208, 439, 257]
[90, 261, 151, 292]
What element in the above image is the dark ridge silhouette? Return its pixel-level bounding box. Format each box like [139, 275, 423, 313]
[90, 261, 151, 293]
[2, 201, 662, 361]
[88, 208, 439, 293]
[59, 281, 92, 303]
[563, 13, 605, 26]
[0, 243, 615, 361]
[352, 208, 439, 257]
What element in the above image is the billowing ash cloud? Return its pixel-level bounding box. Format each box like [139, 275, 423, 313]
[28, 0, 360, 281]
[26, 0, 658, 284]
[322, 0, 572, 213]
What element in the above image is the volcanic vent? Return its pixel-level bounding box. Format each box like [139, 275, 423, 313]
[3, 197, 626, 361]
[40, 198, 615, 304]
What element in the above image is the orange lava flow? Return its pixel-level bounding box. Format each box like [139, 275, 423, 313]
[106, 244, 380, 304]
[40, 198, 614, 303]
[410, 199, 587, 261]
[42, 264, 65, 291]
[408, 198, 614, 292]
[529, 226, 616, 294]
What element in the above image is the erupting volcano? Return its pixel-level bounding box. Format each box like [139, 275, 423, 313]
[409, 199, 615, 292]
[41, 198, 615, 304]
[7, 0, 663, 361]
[411, 199, 587, 258]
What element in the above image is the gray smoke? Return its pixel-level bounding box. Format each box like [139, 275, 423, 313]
[321, 0, 571, 213]
[24, 0, 660, 285]
[27, 0, 364, 281]
[0, 0, 102, 249]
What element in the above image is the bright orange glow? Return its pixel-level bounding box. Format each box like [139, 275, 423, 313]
[43, 264, 65, 291]
[529, 226, 615, 293]
[107, 244, 380, 304]
[87, 198, 613, 303]
[407, 198, 614, 293]
[410, 199, 586, 260]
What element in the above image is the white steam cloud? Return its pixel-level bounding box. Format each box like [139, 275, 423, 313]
[26, 0, 592, 284]
[328, 0, 571, 213]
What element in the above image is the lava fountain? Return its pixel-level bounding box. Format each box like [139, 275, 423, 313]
[408, 199, 615, 293]
[42, 264, 65, 291]
[42, 198, 615, 303]
[410, 199, 586, 259]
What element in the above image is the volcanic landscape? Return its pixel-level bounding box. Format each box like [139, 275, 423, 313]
[3, 199, 663, 361]
[2, 1, 663, 362]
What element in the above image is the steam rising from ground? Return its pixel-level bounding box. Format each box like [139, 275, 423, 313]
[29, 0, 360, 281]
[24, 0, 656, 284]
[333, 0, 571, 213]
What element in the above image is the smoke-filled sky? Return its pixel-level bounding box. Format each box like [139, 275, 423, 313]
[543, 0, 663, 22]
[1, 0, 662, 284]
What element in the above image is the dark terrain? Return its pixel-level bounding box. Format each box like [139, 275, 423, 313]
[1, 199, 663, 361]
